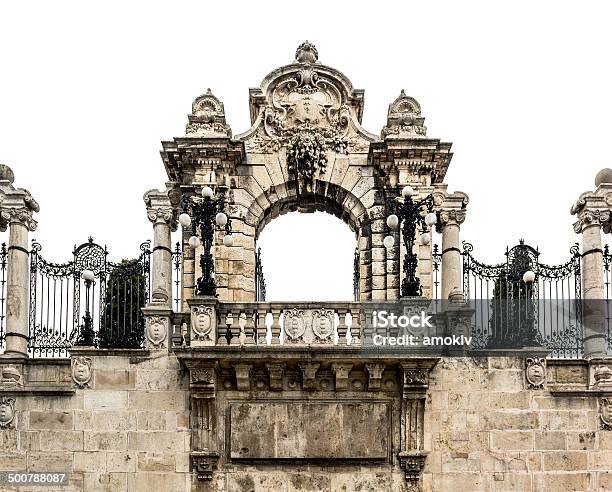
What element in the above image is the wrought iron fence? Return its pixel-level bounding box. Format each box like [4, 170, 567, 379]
[255, 247, 266, 302]
[28, 238, 150, 357]
[462, 240, 583, 358]
[0, 244, 7, 351]
[353, 248, 360, 302]
[603, 245, 612, 352]
[172, 241, 183, 312]
[432, 244, 441, 310]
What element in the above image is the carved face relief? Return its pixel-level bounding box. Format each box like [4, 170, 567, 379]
[146, 316, 167, 348]
[601, 398, 612, 430]
[0, 397, 15, 428]
[192, 306, 214, 341]
[72, 356, 92, 389]
[526, 358, 546, 389]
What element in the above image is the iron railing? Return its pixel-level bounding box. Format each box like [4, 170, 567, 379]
[603, 245, 612, 352]
[255, 247, 266, 302]
[353, 248, 360, 302]
[172, 241, 183, 312]
[28, 238, 150, 357]
[461, 240, 583, 358]
[0, 243, 7, 351]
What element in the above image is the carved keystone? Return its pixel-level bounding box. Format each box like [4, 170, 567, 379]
[191, 451, 219, 481]
[299, 362, 320, 391]
[234, 363, 252, 391]
[331, 363, 352, 391]
[266, 362, 285, 391]
[365, 363, 385, 391]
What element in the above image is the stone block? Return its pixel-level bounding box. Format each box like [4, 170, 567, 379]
[74, 410, 137, 432]
[481, 411, 539, 430]
[27, 452, 73, 472]
[566, 431, 595, 450]
[486, 370, 523, 391]
[127, 431, 185, 452]
[489, 391, 530, 409]
[329, 472, 392, 492]
[533, 396, 595, 410]
[74, 451, 106, 473]
[128, 391, 187, 411]
[542, 451, 588, 471]
[84, 390, 128, 410]
[492, 473, 532, 492]
[39, 430, 83, 451]
[94, 369, 135, 389]
[135, 370, 186, 391]
[137, 452, 175, 472]
[532, 472, 591, 491]
[84, 432, 127, 451]
[588, 451, 612, 470]
[540, 410, 588, 430]
[432, 472, 489, 491]
[136, 410, 168, 431]
[29, 411, 73, 430]
[127, 472, 186, 492]
[490, 431, 534, 451]
[441, 453, 481, 472]
[0, 453, 26, 471]
[106, 451, 136, 472]
[534, 431, 565, 450]
[83, 473, 127, 492]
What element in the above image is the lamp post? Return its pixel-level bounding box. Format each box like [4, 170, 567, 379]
[520, 269, 540, 346]
[384, 186, 437, 297]
[178, 186, 233, 297]
[76, 269, 95, 346]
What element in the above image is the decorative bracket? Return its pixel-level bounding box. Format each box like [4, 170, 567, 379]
[191, 450, 220, 481]
[398, 451, 428, 491]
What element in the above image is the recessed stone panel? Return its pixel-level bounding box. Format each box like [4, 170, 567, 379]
[229, 402, 389, 461]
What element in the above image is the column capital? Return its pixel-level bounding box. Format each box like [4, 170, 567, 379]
[432, 190, 468, 230]
[571, 174, 612, 233]
[144, 187, 178, 230]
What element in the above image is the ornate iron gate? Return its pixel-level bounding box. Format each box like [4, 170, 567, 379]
[462, 240, 583, 358]
[28, 238, 150, 357]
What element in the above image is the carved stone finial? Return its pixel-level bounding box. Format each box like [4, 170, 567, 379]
[381, 91, 427, 139]
[0, 164, 15, 183]
[186, 89, 232, 137]
[595, 168, 612, 187]
[295, 41, 318, 64]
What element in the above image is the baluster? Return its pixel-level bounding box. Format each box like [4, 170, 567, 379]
[337, 309, 348, 345]
[270, 308, 281, 345]
[217, 310, 229, 345]
[229, 309, 241, 345]
[244, 308, 256, 345]
[257, 308, 268, 345]
[350, 307, 362, 346]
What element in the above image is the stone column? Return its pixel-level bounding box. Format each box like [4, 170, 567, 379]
[0, 165, 39, 358]
[434, 190, 468, 300]
[571, 169, 612, 358]
[142, 187, 177, 349]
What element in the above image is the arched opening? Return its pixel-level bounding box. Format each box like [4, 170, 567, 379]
[256, 211, 357, 301]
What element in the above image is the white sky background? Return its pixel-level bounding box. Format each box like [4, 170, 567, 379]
[1, 1, 611, 301]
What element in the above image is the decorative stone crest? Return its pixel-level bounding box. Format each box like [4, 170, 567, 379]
[191, 306, 214, 342]
[311, 308, 334, 341]
[525, 357, 546, 389]
[284, 308, 306, 341]
[71, 356, 92, 389]
[146, 315, 167, 348]
[381, 90, 427, 139]
[0, 396, 16, 429]
[186, 89, 232, 138]
[600, 397, 612, 431]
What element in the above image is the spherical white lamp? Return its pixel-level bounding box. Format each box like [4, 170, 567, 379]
[383, 235, 395, 248]
[82, 270, 95, 282]
[402, 186, 414, 198]
[523, 270, 536, 284]
[201, 186, 214, 199]
[419, 232, 431, 245]
[178, 213, 191, 227]
[424, 212, 437, 227]
[188, 235, 201, 248]
[386, 214, 399, 230]
[223, 234, 234, 247]
[215, 212, 228, 227]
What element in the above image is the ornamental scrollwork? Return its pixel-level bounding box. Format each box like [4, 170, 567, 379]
[381, 90, 427, 139]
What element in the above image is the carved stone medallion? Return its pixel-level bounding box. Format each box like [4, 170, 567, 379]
[601, 397, 612, 431]
[525, 357, 546, 389]
[0, 397, 15, 429]
[284, 309, 306, 341]
[192, 306, 214, 341]
[312, 309, 334, 341]
[72, 356, 92, 389]
[146, 315, 167, 348]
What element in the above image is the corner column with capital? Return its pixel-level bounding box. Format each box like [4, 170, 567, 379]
[0, 165, 39, 358]
[571, 170, 612, 358]
[434, 190, 468, 300]
[142, 187, 177, 349]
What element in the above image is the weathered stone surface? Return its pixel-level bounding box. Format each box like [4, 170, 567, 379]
[229, 402, 388, 460]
